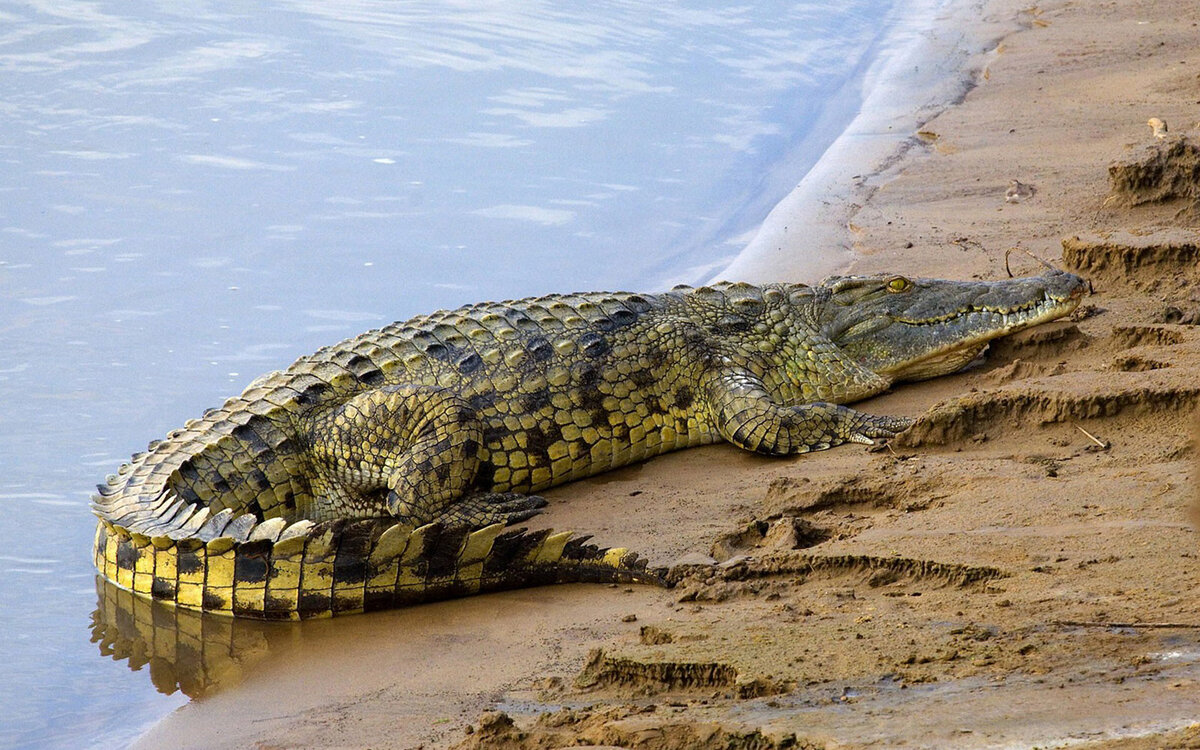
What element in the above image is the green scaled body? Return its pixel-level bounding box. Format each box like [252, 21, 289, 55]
[92, 272, 1085, 618]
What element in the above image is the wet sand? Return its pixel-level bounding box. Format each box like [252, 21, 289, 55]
[130, 0, 1200, 747]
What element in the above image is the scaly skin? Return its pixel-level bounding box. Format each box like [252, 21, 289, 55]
[92, 270, 1085, 619]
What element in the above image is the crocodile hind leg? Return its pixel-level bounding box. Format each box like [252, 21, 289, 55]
[303, 385, 546, 526]
[706, 372, 913, 456]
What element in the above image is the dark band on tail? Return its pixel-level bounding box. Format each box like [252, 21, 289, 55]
[94, 516, 663, 620]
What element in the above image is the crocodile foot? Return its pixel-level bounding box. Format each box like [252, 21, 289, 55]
[846, 411, 915, 444]
[433, 492, 549, 528]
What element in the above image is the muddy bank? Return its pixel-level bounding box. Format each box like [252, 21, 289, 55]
[133, 0, 1200, 747]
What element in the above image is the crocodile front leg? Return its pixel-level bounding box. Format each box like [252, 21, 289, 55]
[303, 384, 545, 526]
[705, 371, 912, 456]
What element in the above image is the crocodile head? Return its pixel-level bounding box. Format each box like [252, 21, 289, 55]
[818, 269, 1086, 382]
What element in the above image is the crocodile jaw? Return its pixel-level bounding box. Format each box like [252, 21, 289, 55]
[886, 342, 990, 382]
[823, 270, 1086, 382]
[881, 288, 1082, 380]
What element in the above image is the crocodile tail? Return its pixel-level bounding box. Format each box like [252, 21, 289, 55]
[93, 516, 664, 620]
[90, 382, 318, 542]
[90, 358, 420, 543]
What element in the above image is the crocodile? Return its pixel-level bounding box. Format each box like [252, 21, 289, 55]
[92, 270, 1085, 619]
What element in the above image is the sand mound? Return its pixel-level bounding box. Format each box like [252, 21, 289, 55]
[454, 708, 807, 750]
[1063, 229, 1200, 292]
[1107, 136, 1200, 216]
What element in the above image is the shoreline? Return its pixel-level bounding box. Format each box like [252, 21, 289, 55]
[660, 0, 965, 290]
[714, 0, 1003, 285]
[133, 0, 1200, 747]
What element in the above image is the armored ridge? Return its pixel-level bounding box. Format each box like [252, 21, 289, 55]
[92, 517, 656, 620]
[92, 271, 1085, 619]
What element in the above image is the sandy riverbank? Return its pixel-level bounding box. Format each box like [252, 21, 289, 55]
[128, 0, 1200, 747]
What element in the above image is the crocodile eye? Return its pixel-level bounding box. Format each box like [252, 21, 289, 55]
[886, 276, 911, 293]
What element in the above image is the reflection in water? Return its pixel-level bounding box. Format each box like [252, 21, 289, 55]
[90, 577, 290, 699]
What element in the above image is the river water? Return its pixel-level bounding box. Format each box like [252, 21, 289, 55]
[0, 1, 908, 746]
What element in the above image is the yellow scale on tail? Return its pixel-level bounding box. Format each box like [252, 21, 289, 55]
[94, 515, 653, 619]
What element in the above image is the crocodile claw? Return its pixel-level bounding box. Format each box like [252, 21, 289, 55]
[487, 493, 549, 526]
[436, 492, 548, 528]
[846, 412, 915, 445]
